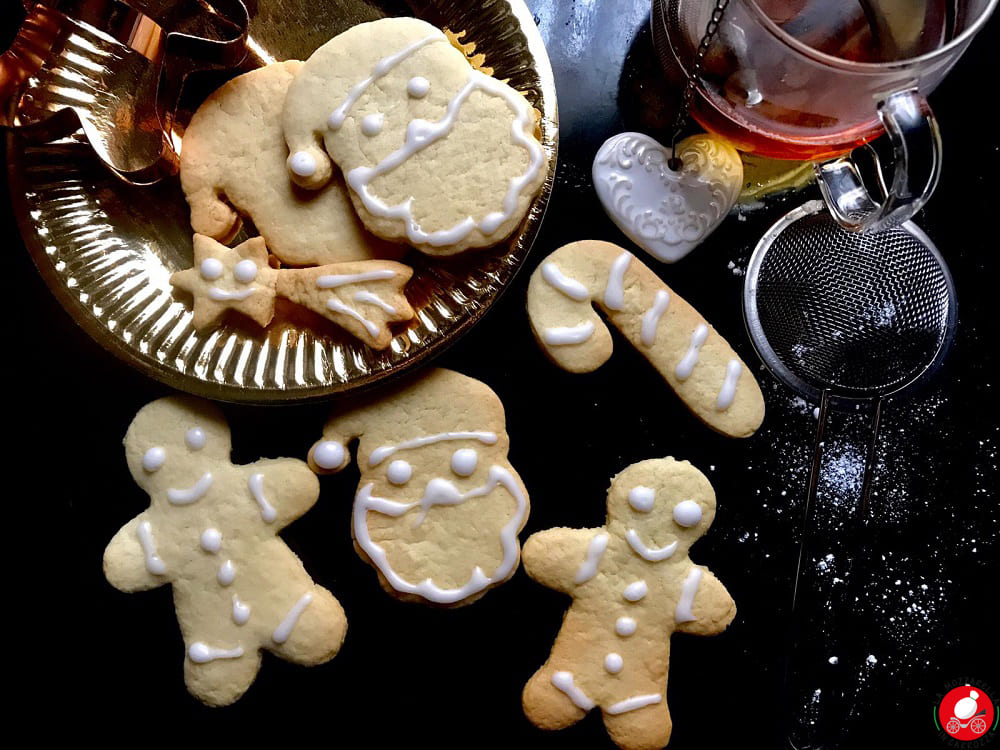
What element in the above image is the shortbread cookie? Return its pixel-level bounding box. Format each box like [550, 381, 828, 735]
[171, 234, 279, 329]
[526, 240, 765, 437]
[180, 61, 399, 266]
[103, 396, 347, 706]
[283, 17, 548, 256]
[307, 367, 530, 606]
[522, 457, 736, 750]
[274, 260, 414, 349]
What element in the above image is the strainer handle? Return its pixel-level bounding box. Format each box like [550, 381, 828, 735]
[814, 88, 942, 234]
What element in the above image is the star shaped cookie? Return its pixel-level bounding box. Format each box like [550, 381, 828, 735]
[171, 235, 278, 329]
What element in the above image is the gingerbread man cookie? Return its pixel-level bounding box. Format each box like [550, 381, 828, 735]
[103, 396, 347, 706]
[180, 61, 400, 266]
[282, 17, 548, 256]
[526, 240, 766, 437]
[307, 367, 530, 606]
[522, 458, 736, 750]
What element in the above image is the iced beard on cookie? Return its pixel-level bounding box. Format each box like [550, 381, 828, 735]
[308, 368, 530, 607]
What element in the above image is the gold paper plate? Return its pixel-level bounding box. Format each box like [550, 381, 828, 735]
[7, 0, 558, 403]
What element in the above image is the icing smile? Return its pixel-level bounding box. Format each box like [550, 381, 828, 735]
[625, 529, 678, 562]
[167, 472, 214, 505]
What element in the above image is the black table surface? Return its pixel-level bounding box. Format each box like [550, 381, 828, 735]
[3, 1, 997, 746]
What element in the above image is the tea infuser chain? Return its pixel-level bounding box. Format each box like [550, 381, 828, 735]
[669, 0, 731, 170]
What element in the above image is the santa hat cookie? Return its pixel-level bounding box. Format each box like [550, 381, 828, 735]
[308, 368, 530, 607]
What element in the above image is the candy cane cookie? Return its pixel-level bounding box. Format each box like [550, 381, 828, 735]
[526, 240, 765, 437]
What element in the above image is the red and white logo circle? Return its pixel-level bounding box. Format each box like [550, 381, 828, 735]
[939, 685, 995, 742]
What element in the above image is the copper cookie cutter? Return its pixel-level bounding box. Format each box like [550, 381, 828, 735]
[1, 0, 249, 184]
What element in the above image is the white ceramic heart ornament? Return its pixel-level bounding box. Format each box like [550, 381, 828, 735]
[593, 132, 743, 262]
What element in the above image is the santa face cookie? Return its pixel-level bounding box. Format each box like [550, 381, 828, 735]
[527, 240, 766, 437]
[103, 396, 347, 706]
[308, 367, 530, 606]
[283, 17, 548, 256]
[522, 458, 736, 750]
[180, 61, 399, 266]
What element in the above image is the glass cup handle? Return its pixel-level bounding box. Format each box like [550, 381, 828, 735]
[814, 88, 942, 233]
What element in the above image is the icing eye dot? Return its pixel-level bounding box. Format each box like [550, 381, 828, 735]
[673, 500, 703, 527]
[200, 528, 222, 553]
[313, 440, 346, 470]
[233, 259, 257, 284]
[407, 76, 430, 98]
[628, 486, 655, 513]
[450, 448, 478, 477]
[185, 427, 206, 451]
[289, 150, 316, 177]
[142, 446, 166, 472]
[386, 460, 412, 486]
[361, 113, 384, 136]
[200, 258, 223, 281]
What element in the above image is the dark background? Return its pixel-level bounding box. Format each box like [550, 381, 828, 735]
[3, 0, 997, 746]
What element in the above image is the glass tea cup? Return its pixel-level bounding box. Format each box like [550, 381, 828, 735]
[653, 0, 998, 232]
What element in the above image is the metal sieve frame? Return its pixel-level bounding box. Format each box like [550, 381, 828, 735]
[743, 200, 958, 405]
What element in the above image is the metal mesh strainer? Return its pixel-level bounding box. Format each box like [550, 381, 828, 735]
[743, 200, 957, 750]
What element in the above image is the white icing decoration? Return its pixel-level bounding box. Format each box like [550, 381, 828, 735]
[344, 65, 545, 247]
[542, 321, 595, 346]
[407, 75, 430, 98]
[541, 262, 588, 301]
[289, 150, 316, 177]
[167, 472, 213, 505]
[199, 528, 222, 553]
[188, 642, 243, 664]
[675, 567, 703, 623]
[233, 259, 257, 284]
[604, 251, 632, 310]
[354, 290, 397, 314]
[353, 466, 527, 604]
[551, 671, 595, 711]
[593, 131, 741, 262]
[604, 653, 624, 674]
[217, 560, 236, 586]
[626, 530, 678, 562]
[232, 595, 250, 625]
[615, 616, 637, 637]
[142, 446, 166, 472]
[185, 427, 206, 451]
[327, 35, 444, 131]
[326, 298, 381, 338]
[248, 473, 277, 523]
[316, 269, 396, 288]
[450, 448, 478, 477]
[199, 258, 223, 281]
[361, 113, 384, 137]
[368, 431, 498, 467]
[607, 694, 662, 715]
[136, 521, 166, 575]
[628, 486, 655, 513]
[272, 593, 313, 644]
[640, 290, 670, 347]
[386, 460, 412, 486]
[673, 500, 703, 528]
[716, 359, 742, 410]
[675, 324, 709, 380]
[208, 287, 255, 302]
[314, 440, 346, 470]
[623, 580, 648, 602]
[574, 532, 609, 584]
